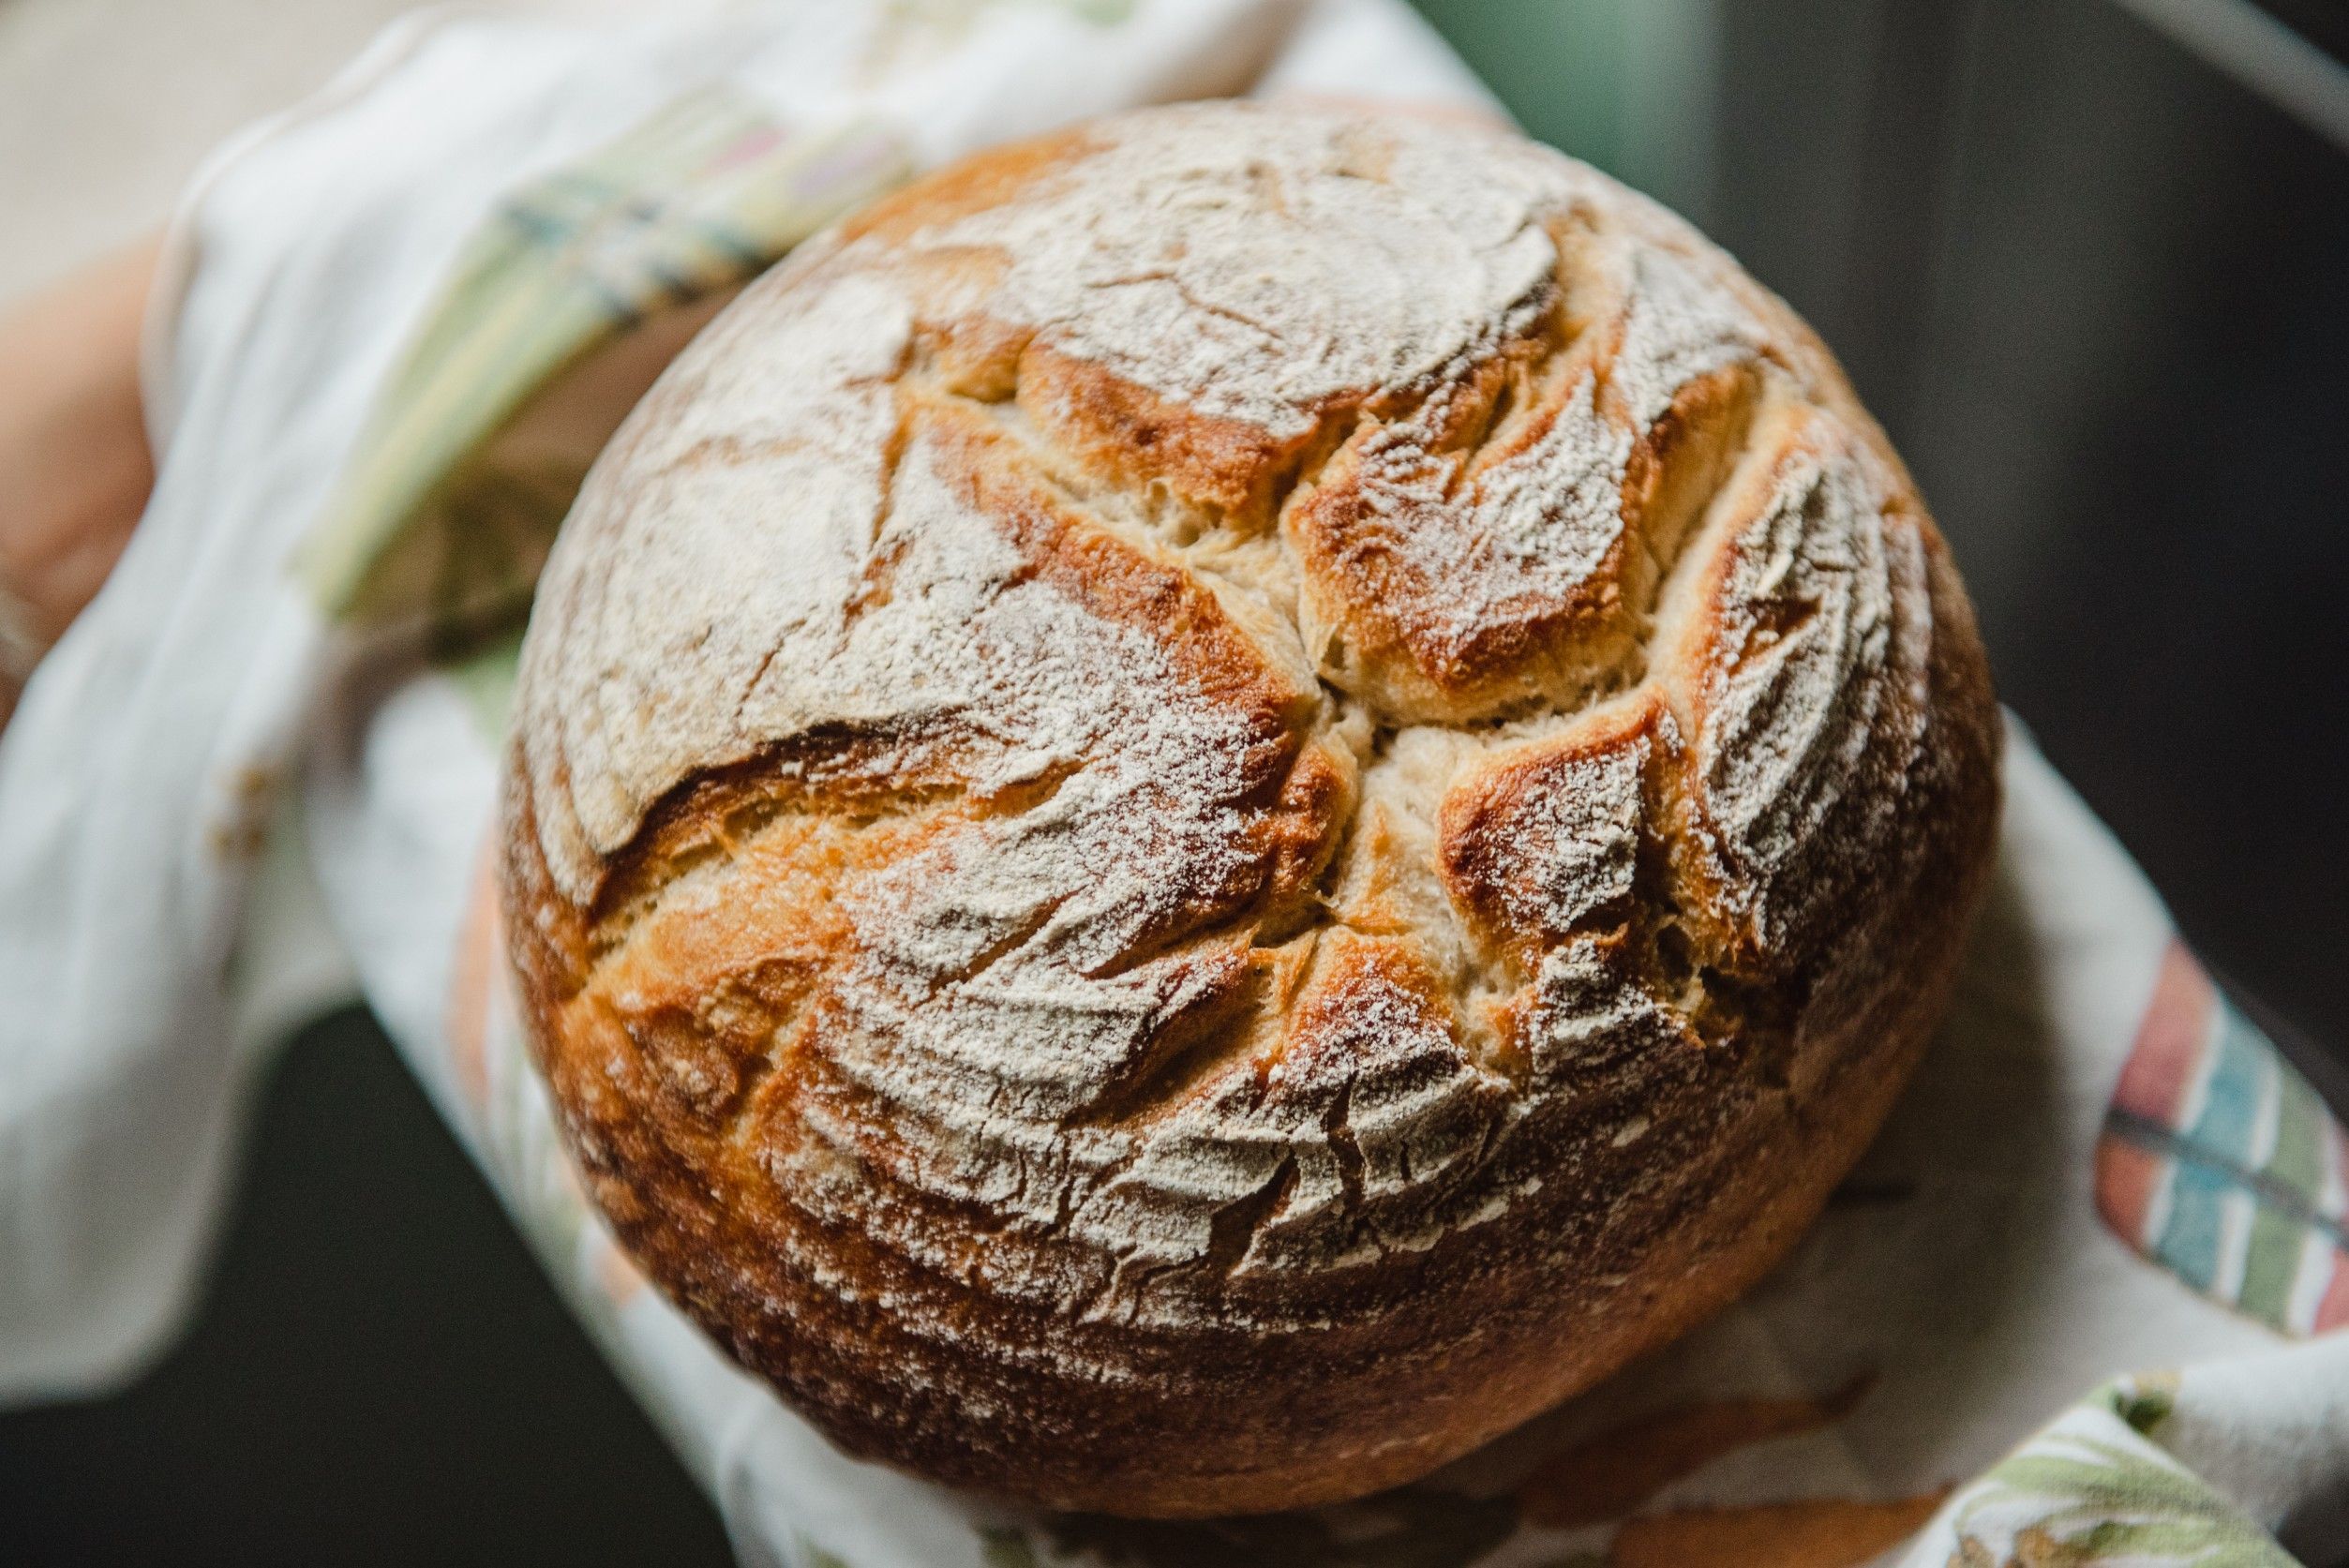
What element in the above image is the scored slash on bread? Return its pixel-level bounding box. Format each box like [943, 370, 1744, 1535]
[501, 101, 2001, 1516]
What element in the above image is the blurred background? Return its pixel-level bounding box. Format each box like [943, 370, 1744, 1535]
[2, 0, 2345, 1561]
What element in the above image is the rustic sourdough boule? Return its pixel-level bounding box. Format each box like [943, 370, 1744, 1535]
[501, 100, 2000, 1517]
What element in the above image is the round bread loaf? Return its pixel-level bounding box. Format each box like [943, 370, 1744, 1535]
[501, 101, 2000, 1517]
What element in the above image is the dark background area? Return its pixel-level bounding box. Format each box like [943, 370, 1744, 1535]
[1695, 0, 2349, 1102]
[4, 0, 2345, 1561]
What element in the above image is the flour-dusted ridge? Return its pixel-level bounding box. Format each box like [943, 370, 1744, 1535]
[502, 101, 2000, 1514]
[942, 111, 1562, 438]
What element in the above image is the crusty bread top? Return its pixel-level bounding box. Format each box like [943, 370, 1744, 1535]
[507, 101, 1982, 1343]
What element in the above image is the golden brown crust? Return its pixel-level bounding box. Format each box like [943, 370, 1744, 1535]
[501, 102, 2001, 1516]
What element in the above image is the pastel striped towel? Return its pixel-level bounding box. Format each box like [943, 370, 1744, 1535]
[2098, 941, 2349, 1337]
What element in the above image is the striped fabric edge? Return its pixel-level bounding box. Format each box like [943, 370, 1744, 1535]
[2096, 938, 2349, 1336]
[292, 85, 912, 635]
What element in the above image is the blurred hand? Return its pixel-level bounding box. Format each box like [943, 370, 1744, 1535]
[0, 237, 159, 729]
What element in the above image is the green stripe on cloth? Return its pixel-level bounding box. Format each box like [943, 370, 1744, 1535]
[2265, 1066, 2327, 1207]
[2239, 1202, 2305, 1329]
[2241, 1068, 2331, 1328]
[295, 87, 912, 635]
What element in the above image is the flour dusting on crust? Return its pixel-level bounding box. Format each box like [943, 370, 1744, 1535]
[941, 112, 1564, 436]
[507, 102, 1981, 1361]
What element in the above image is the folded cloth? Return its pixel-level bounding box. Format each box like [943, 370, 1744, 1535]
[2, 3, 2343, 1564]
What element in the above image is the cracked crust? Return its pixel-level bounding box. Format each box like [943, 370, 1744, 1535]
[501, 102, 2001, 1516]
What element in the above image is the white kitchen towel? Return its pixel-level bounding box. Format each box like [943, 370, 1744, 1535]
[2, 4, 2342, 1564]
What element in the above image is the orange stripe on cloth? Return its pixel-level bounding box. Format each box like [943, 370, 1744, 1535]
[2317, 1246, 2349, 1334]
[442, 832, 505, 1118]
[1518, 1377, 1873, 1528]
[2093, 1131, 2166, 1248]
[2111, 939, 2217, 1126]
[1607, 1491, 1949, 1568]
